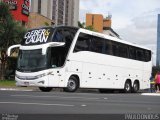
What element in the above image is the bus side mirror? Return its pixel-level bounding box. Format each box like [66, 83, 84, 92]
[7, 44, 21, 56]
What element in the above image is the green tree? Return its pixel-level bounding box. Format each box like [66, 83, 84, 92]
[0, 2, 26, 79]
[0, 2, 26, 50]
[85, 25, 97, 32]
[78, 21, 97, 32]
[78, 21, 85, 28]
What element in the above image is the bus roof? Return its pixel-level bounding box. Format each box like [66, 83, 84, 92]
[28, 25, 79, 31]
[25, 26, 151, 51]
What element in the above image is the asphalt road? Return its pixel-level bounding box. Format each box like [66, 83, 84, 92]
[0, 90, 159, 114]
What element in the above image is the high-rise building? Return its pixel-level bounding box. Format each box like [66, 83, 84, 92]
[156, 14, 160, 66]
[30, 0, 79, 27]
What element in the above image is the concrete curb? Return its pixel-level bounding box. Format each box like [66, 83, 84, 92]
[141, 93, 160, 96]
[1, 87, 160, 95]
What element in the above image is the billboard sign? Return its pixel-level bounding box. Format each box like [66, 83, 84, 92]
[3, 0, 17, 10]
[3, 0, 30, 22]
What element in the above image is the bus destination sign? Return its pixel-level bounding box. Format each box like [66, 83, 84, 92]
[23, 28, 53, 45]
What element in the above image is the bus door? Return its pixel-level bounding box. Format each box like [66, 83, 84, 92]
[48, 68, 66, 87]
[48, 69, 60, 87]
[58, 69, 66, 87]
[47, 46, 66, 87]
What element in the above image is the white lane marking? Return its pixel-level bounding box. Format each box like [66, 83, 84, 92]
[81, 104, 87, 107]
[11, 95, 100, 100]
[103, 98, 108, 100]
[0, 88, 33, 91]
[0, 102, 74, 107]
[141, 93, 160, 96]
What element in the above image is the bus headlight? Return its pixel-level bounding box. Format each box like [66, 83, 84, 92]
[36, 73, 46, 78]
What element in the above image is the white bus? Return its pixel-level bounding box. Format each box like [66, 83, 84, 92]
[8, 26, 152, 93]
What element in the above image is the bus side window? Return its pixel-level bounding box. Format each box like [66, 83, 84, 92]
[118, 43, 128, 58]
[104, 40, 112, 55]
[129, 47, 136, 60]
[91, 37, 105, 54]
[111, 42, 119, 56]
[73, 33, 90, 52]
[145, 50, 151, 62]
[63, 30, 72, 48]
[53, 29, 64, 42]
[136, 49, 144, 61]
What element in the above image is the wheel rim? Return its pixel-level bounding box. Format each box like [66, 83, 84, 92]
[68, 79, 76, 90]
[125, 83, 131, 92]
[134, 83, 138, 91]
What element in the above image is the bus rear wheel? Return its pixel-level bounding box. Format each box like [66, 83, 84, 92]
[132, 81, 139, 93]
[124, 81, 131, 93]
[39, 87, 53, 92]
[63, 76, 79, 92]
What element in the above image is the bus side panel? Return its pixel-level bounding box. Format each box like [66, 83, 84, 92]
[142, 61, 152, 89]
[64, 61, 82, 87]
[68, 51, 151, 90]
[96, 65, 114, 89]
[81, 63, 99, 88]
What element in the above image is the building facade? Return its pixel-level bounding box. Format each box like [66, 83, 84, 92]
[86, 14, 103, 33]
[86, 13, 119, 38]
[156, 14, 160, 66]
[27, 12, 54, 29]
[31, 0, 79, 27]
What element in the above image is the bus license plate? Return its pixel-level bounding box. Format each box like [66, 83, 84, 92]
[24, 82, 29, 86]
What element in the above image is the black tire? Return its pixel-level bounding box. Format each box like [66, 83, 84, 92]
[132, 81, 139, 93]
[39, 87, 53, 92]
[124, 81, 131, 93]
[63, 76, 79, 92]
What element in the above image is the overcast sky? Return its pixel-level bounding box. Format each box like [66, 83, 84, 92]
[79, 0, 160, 65]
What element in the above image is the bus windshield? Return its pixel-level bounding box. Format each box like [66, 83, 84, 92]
[17, 49, 47, 72]
[17, 27, 78, 72]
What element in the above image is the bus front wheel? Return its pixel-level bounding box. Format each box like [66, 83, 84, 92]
[39, 87, 53, 92]
[63, 76, 79, 92]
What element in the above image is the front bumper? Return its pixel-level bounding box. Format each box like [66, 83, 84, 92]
[15, 76, 48, 87]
